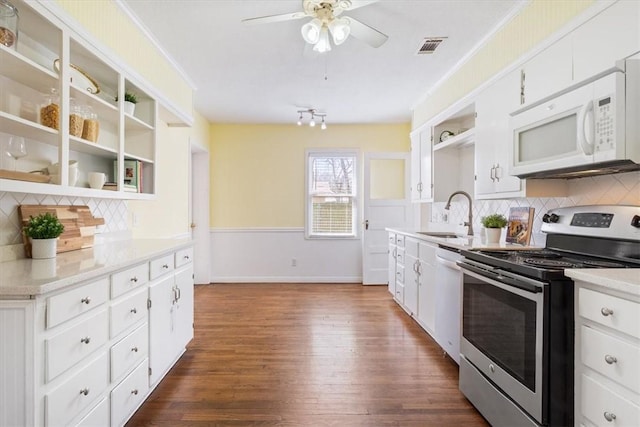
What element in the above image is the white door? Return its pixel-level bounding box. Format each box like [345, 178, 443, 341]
[190, 142, 210, 285]
[362, 152, 413, 285]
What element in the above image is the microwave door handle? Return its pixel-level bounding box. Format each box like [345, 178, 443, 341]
[577, 100, 595, 155]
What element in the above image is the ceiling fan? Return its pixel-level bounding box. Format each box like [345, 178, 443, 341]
[242, 0, 388, 53]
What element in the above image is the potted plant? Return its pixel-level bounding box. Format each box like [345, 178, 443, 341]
[117, 91, 138, 115]
[23, 212, 65, 259]
[481, 213, 507, 244]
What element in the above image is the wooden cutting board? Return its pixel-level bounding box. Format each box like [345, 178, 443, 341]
[19, 205, 105, 257]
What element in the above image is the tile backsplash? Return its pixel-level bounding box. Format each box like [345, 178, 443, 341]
[430, 171, 640, 245]
[0, 192, 129, 250]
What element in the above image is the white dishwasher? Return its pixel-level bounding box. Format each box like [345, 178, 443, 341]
[434, 246, 463, 364]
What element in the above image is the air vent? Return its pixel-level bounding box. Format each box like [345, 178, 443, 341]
[417, 37, 446, 55]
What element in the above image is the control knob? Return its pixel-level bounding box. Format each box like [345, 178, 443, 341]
[631, 215, 640, 228]
[542, 213, 560, 223]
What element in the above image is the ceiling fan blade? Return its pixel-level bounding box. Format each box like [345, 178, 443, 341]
[346, 0, 380, 11]
[344, 17, 388, 48]
[333, 0, 379, 16]
[241, 11, 308, 25]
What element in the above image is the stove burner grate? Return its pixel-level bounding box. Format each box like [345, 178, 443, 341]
[517, 250, 561, 259]
[579, 259, 626, 268]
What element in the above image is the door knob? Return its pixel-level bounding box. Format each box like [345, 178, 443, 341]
[364, 219, 369, 230]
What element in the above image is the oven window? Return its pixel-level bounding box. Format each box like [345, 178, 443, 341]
[463, 278, 537, 391]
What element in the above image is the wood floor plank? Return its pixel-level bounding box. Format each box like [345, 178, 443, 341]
[126, 283, 488, 426]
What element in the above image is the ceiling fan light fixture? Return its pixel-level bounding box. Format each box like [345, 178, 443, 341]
[313, 25, 332, 53]
[321, 117, 327, 130]
[301, 18, 322, 44]
[329, 18, 350, 45]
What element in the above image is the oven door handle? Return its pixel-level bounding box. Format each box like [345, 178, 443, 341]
[459, 262, 543, 294]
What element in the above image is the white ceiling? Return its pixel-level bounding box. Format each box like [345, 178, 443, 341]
[120, 0, 521, 125]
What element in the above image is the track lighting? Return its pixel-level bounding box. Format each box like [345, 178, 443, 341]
[296, 109, 327, 130]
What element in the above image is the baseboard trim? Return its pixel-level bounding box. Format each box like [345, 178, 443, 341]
[211, 276, 362, 283]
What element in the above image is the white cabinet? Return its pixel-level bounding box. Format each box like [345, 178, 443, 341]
[416, 241, 436, 335]
[149, 253, 194, 386]
[572, 0, 640, 84]
[575, 282, 640, 427]
[410, 126, 432, 201]
[0, 243, 193, 427]
[403, 238, 419, 315]
[387, 233, 397, 297]
[0, 0, 165, 199]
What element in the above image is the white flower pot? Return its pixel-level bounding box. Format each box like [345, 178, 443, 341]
[124, 101, 136, 116]
[485, 228, 502, 244]
[31, 238, 58, 259]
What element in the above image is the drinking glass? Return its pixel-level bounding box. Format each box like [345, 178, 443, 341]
[7, 135, 26, 170]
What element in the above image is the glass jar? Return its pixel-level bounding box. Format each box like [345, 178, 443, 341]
[40, 88, 59, 130]
[82, 107, 99, 142]
[0, 0, 18, 49]
[69, 98, 85, 137]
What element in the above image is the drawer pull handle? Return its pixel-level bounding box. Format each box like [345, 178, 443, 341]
[130, 308, 137, 314]
[131, 389, 139, 395]
[604, 354, 617, 364]
[80, 297, 91, 304]
[79, 388, 90, 396]
[162, 264, 169, 269]
[184, 255, 190, 260]
[130, 277, 138, 283]
[603, 412, 616, 422]
[601, 307, 614, 316]
[131, 346, 139, 352]
[80, 337, 91, 344]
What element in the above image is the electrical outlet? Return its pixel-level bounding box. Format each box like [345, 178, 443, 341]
[291, 258, 297, 267]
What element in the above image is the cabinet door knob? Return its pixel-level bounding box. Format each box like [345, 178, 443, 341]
[604, 354, 617, 364]
[131, 346, 138, 352]
[80, 337, 91, 344]
[600, 307, 614, 316]
[131, 389, 139, 395]
[130, 308, 137, 314]
[184, 255, 190, 260]
[80, 297, 91, 304]
[130, 276, 138, 283]
[79, 388, 90, 396]
[162, 264, 169, 269]
[603, 412, 617, 422]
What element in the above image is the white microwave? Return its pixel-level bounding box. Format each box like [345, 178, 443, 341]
[509, 56, 640, 178]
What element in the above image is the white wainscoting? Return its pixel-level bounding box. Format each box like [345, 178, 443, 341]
[210, 228, 363, 283]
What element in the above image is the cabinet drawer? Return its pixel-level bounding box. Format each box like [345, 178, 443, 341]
[388, 233, 396, 245]
[74, 397, 109, 427]
[46, 309, 109, 382]
[581, 374, 640, 427]
[46, 352, 108, 427]
[395, 283, 404, 303]
[395, 265, 404, 284]
[47, 278, 109, 329]
[110, 288, 148, 338]
[396, 235, 405, 247]
[111, 359, 149, 427]
[150, 254, 174, 280]
[579, 288, 640, 338]
[111, 263, 149, 299]
[175, 247, 193, 268]
[111, 323, 148, 382]
[396, 248, 405, 265]
[581, 325, 640, 394]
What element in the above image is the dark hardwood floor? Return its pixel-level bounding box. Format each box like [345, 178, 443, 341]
[126, 283, 488, 426]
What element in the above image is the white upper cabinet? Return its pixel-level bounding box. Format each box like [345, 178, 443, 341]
[0, 0, 172, 199]
[573, 0, 640, 83]
[410, 125, 432, 202]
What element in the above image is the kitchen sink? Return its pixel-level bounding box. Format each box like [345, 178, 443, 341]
[416, 231, 459, 238]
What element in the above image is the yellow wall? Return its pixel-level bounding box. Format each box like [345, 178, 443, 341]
[210, 124, 410, 228]
[129, 121, 191, 238]
[55, 0, 193, 116]
[191, 111, 211, 152]
[412, 0, 595, 127]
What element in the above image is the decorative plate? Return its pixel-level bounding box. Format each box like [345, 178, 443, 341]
[53, 59, 101, 94]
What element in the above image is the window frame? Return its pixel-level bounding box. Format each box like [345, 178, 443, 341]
[305, 149, 359, 240]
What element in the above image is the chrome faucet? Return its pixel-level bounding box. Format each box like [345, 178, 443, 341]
[444, 191, 474, 236]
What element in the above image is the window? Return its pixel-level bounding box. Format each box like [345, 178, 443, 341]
[306, 151, 357, 238]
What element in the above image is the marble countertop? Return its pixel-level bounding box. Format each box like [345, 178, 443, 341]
[565, 269, 640, 296]
[386, 228, 544, 251]
[0, 238, 193, 297]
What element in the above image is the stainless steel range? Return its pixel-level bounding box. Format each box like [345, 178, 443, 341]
[458, 205, 640, 427]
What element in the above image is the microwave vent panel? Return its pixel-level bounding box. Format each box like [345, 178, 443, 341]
[417, 37, 447, 55]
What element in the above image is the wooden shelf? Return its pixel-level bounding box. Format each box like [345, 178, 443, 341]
[125, 113, 154, 132]
[433, 128, 476, 151]
[70, 84, 119, 123]
[0, 45, 58, 93]
[0, 178, 156, 200]
[124, 153, 154, 164]
[0, 111, 59, 145]
[69, 136, 118, 159]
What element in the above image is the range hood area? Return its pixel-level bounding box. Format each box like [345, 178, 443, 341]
[517, 159, 640, 179]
